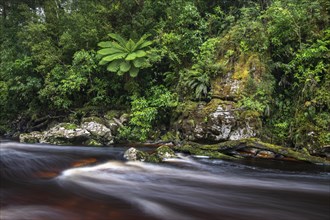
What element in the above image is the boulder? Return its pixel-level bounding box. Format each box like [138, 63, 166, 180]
[81, 121, 113, 144]
[123, 147, 148, 161]
[40, 123, 91, 145]
[155, 146, 176, 160]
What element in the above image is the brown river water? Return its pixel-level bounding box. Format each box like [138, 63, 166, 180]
[1, 140, 329, 220]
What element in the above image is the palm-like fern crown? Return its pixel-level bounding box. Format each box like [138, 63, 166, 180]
[97, 33, 152, 77]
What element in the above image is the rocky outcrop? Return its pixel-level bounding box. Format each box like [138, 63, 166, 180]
[19, 113, 129, 146]
[175, 99, 260, 143]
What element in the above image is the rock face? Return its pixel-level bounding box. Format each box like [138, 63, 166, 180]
[175, 99, 260, 143]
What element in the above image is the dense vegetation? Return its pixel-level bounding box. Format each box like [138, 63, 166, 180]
[1, 0, 329, 151]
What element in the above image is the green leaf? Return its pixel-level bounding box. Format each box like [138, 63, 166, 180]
[138, 41, 152, 49]
[126, 39, 136, 51]
[125, 52, 137, 61]
[110, 42, 128, 52]
[133, 57, 146, 68]
[108, 33, 127, 47]
[117, 71, 124, 76]
[120, 61, 131, 72]
[106, 60, 121, 72]
[134, 34, 151, 50]
[98, 41, 113, 48]
[99, 59, 109, 66]
[97, 48, 123, 55]
[135, 50, 147, 57]
[102, 52, 127, 62]
[129, 66, 139, 77]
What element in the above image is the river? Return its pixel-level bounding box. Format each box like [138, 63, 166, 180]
[1, 140, 329, 220]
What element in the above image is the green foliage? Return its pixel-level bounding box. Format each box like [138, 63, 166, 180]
[39, 50, 96, 110]
[97, 33, 153, 77]
[119, 85, 178, 142]
[181, 38, 223, 99]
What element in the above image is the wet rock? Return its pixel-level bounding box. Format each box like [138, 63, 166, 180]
[255, 150, 276, 159]
[155, 146, 176, 160]
[123, 147, 148, 162]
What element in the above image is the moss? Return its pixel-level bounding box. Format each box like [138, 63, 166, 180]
[81, 116, 105, 125]
[175, 101, 198, 118]
[104, 110, 122, 120]
[156, 146, 175, 157]
[84, 139, 102, 146]
[62, 123, 78, 130]
[161, 131, 178, 142]
[202, 99, 223, 115]
[146, 154, 162, 163]
[136, 151, 148, 161]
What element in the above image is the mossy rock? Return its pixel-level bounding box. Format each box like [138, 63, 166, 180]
[156, 146, 176, 160]
[174, 144, 235, 160]
[123, 147, 148, 161]
[104, 110, 122, 120]
[161, 131, 178, 142]
[217, 138, 330, 165]
[81, 117, 106, 126]
[62, 123, 78, 130]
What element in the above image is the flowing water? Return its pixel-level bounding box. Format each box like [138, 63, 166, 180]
[1, 140, 329, 220]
